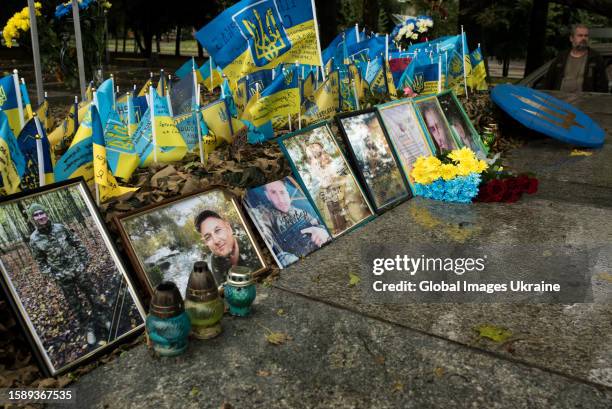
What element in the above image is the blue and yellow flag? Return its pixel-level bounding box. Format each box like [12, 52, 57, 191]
[242, 66, 300, 128]
[171, 72, 197, 117]
[0, 111, 26, 195]
[322, 26, 361, 65]
[20, 82, 33, 121]
[346, 36, 387, 64]
[92, 106, 138, 202]
[54, 105, 95, 185]
[467, 47, 488, 91]
[201, 99, 234, 144]
[0, 74, 23, 137]
[176, 58, 198, 80]
[366, 55, 387, 95]
[301, 70, 340, 126]
[17, 117, 54, 188]
[234, 79, 248, 117]
[133, 89, 188, 166]
[174, 111, 201, 151]
[96, 78, 115, 129]
[35, 99, 50, 132]
[338, 66, 357, 111]
[104, 110, 139, 180]
[48, 101, 89, 148]
[197, 58, 224, 92]
[137, 79, 153, 97]
[195, 0, 323, 83]
[398, 53, 441, 95]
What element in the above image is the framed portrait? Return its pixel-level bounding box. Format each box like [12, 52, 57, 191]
[336, 109, 411, 212]
[0, 179, 146, 377]
[413, 95, 460, 153]
[377, 99, 437, 190]
[278, 123, 374, 238]
[115, 188, 267, 296]
[243, 176, 332, 269]
[437, 90, 488, 155]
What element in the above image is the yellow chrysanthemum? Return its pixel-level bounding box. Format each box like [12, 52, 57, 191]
[439, 164, 458, 181]
[448, 147, 475, 164]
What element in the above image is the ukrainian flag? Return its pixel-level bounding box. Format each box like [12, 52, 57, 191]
[0, 111, 26, 195]
[234, 79, 248, 117]
[48, 101, 90, 149]
[35, 100, 50, 132]
[176, 58, 198, 80]
[398, 53, 441, 96]
[366, 56, 387, 95]
[137, 79, 153, 97]
[339, 66, 357, 111]
[20, 82, 33, 121]
[92, 106, 138, 202]
[54, 105, 95, 185]
[243, 66, 300, 129]
[468, 47, 488, 91]
[201, 99, 234, 144]
[195, 0, 323, 84]
[0, 74, 23, 137]
[104, 110, 139, 180]
[301, 70, 340, 126]
[133, 89, 187, 166]
[17, 117, 54, 188]
[96, 78, 115, 129]
[197, 58, 224, 92]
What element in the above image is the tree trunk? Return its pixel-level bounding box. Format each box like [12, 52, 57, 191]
[524, 0, 550, 76]
[314, 0, 339, 45]
[502, 56, 510, 78]
[362, 0, 378, 34]
[175, 25, 181, 57]
[458, 0, 487, 51]
[551, 0, 612, 16]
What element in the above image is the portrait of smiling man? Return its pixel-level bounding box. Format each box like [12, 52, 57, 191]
[194, 210, 261, 285]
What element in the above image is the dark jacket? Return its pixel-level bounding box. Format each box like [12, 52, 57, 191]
[543, 48, 609, 93]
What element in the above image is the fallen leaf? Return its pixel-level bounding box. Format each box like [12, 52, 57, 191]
[257, 370, 271, 377]
[434, 367, 445, 378]
[594, 272, 612, 283]
[348, 272, 361, 287]
[265, 331, 291, 345]
[476, 325, 513, 343]
[190, 387, 200, 397]
[392, 381, 404, 393]
[276, 309, 285, 316]
[374, 355, 385, 365]
[570, 149, 593, 157]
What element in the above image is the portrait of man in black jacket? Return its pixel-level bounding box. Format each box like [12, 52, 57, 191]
[543, 24, 609, 93]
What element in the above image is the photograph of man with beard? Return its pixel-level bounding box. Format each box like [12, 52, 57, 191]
[195, 210, 263, 286]
[415, 98, 459, 153]
[28, 203, 111, 346]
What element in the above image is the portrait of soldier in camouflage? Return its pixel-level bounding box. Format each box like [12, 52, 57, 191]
[244, 177, 331, 268]
[28, 202, 111, 346]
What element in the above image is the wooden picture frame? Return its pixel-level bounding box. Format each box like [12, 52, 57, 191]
[0, 178, 146, 377]
[114, 187, 267, 297]
[277, 122, 375, 238]
[335, 109, 411, 212]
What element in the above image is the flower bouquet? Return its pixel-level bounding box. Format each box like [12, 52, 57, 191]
[476, 156, 538, 203]
[410, 148, 488, 203]
[391, 15, 434, 46]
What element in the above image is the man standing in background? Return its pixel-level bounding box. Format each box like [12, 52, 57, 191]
[544, 24, 608, 93]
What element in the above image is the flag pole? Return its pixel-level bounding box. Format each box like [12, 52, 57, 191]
[165, 87, 173, 117]
[91, 89, 100, 206]
[33, 113, 45, 187]
[310, 0, 326, 80]
[195, 84, 205, 164]
[12, 70, 25, 130]
[74, 96, 79, 130]
[160, 69, 165, 97]
[110, 74, 116, 111]
[126, 92, 133, 138]
[27, 0, 44, 104]
[355, 23, 360, 42]
[72, 0, 87, 101]
[437, 54, 442, 93]
[149, 86, 158, 163]
[461, 25, 469, 100]
[209, 57, 214, 91]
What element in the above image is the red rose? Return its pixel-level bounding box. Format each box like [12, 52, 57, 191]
[516, 175, 530, 192]
[477, 179, 506, 202]
[526, 178, 538, 194]
[504, 190, 522, 203]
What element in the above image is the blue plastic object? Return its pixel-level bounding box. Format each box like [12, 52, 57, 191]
[490, 84, 605, 148]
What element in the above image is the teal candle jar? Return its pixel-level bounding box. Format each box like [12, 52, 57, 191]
[146, 281, 191, 357]
[185, 261, 224, 339]
[224, 266, 256, 317]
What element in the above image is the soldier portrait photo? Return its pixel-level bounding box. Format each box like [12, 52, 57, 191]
[337, 111, 409, 211]
[280, 124, 373, 238]
[437, 92, 486, 155]
[414, 97, 459, 153]
[244, 177, 331, 268]
[118, 188, 266, 295]
[0, 182, 145, 375]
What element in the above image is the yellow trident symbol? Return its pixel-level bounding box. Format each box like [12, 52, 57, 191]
[284, 70, 294, 86]
[243, 8, 286, 63]
[513, 93, 584, 130]
[0, 86, 7, 106]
